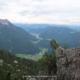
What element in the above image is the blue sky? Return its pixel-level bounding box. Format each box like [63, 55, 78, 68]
[0, 0, 80, 24]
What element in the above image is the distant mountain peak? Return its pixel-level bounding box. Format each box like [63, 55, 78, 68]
[0, 19, 11, 26]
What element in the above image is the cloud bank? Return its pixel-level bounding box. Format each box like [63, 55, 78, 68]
[0, 0, 80, 24]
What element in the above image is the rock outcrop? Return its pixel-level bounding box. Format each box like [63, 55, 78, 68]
[56, 47, 80, 80]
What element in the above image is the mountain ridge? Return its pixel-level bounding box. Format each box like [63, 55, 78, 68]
[16, 23, 80, 48]
[0, 19, 38, 54]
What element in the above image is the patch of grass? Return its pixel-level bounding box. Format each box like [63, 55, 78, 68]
[16, 48, 48, 61]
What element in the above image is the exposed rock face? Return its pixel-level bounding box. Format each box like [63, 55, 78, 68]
[56, 47, 80, 80]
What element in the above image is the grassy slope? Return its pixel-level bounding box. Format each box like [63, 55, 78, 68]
[16, 48, 48, 61]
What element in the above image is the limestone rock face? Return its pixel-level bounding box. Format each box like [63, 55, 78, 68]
[56, 47, 80, 80]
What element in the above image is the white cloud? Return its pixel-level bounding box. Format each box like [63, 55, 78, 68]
[0, 0, 80, 24]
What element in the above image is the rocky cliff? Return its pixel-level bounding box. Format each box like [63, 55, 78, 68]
[56, 47, 80, 80]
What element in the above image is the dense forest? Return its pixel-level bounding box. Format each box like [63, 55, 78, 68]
[0, 40, 58, 80]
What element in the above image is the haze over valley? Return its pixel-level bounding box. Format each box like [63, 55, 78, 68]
[0, 19, 80, 55]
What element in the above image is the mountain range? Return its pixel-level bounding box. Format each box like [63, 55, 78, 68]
[0, 19, 80, 54]
[0, 19, 38, 54]
[16, 23, 80, 48]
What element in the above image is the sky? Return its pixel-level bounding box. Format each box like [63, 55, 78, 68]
[0, 0, 80, 24]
